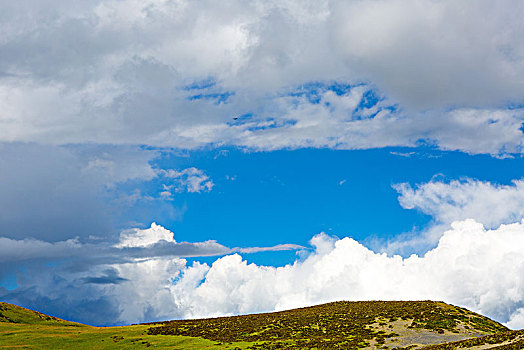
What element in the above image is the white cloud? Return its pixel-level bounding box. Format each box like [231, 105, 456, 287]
[379, 178, 524, 255]
[506, 308, 524, 330]
[390, 151, 415, 158]
[395, 178, 524, 229]
[236, 243, 305, 254]
[0, 221, 304, 325]
[115, 222, 176, 248]
[420, 109, 524, 155]
[164, 219, 524, 329]
[0, 0, 522, 155]
[160, 167, 214, 197]
[110, 258, 189, 324]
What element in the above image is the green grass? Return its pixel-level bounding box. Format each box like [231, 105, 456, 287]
[0, 323, 256, 349]
[0, 302, 253, 349]
[0, 300, 518, 349]
[0, 302, 81, 326]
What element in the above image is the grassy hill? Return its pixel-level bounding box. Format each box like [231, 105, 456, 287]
[0, 302, 82, 326]
[0, 300, 521, 349]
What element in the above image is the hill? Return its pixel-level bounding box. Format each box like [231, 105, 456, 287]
[0, 302, 83, 326]
[147, 301, 509, 349]
[0, 300, 521, 349]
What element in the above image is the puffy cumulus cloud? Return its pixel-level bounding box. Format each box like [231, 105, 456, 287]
[164, 220, 524, 329]
[507, 308, 524, 330]
[116, 222, 176, 248]
[0, 222, 303, 324]
[1, 255, 189, 326]
[4, 219, 523, 328]
[0, 1, 523, 155]
[378, 177, 524, 255]
[395, 178, 524, 229]
[108, 258, 189, 324]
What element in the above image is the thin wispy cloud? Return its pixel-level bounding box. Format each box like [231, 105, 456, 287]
[160, 168, 214, 196]
[0, 223, 302, 264]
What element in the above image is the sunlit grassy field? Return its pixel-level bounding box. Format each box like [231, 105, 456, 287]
[0, 322, 257, 349]
[0, 302, 254, 349]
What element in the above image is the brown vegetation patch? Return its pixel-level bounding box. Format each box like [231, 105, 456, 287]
[147, 301, 508, 349]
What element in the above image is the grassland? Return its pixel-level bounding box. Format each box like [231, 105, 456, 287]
[1, 301, 251, 350]
[0, 300, 521, 349]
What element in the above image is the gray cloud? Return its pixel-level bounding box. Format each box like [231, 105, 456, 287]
[331, 0, 524, 109]
[0, 143, 223, 243]
[81, 269, 128, 285]
[0, 143, 159, 241]
[0, 237, 231, 265]
[0, 222, 304, 325]
[0, 0, 522, 155]
[0, 223, 303, 265]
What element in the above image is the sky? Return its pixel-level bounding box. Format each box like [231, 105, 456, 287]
[0, 0, 524, 329]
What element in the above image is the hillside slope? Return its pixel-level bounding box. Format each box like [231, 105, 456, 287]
[0, 302, 82, 326]
[147, 300, 508, 349]
[420, 329, 524, 349]
[0, 300, 520, 349]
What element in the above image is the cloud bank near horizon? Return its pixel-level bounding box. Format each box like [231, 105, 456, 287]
[2, 219, 523, 330]
[166, 219, 524, 330]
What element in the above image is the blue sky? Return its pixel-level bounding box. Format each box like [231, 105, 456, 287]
[0, 0, 524, 329]
[134, 147, 523, 265]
